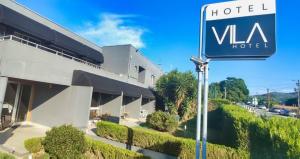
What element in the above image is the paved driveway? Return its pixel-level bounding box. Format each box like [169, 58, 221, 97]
[0, 123, 48, 157]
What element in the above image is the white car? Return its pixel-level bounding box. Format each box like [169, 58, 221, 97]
[258, 105, 267, 110]
[289, 111, 297, 117]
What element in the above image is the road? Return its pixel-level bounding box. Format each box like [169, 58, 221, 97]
[238, 104, 289, 118]
[254, 108, 287, 118]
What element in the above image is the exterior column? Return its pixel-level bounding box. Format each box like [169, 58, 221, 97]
[26, 84, 35, 122]
[99, 92, 123, 123]
[98, 93, 102, 116]
[11, 82, 21, 123]
[141, 98, 156, 116]
[139, 95, 143, 119]
[123, 95, 142, 119]
[119, 92, 124, 122]
[0, 77, 8, 124]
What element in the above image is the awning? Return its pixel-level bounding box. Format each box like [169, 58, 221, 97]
[72, 70, 155, 99]
[0, 5, 104, 64]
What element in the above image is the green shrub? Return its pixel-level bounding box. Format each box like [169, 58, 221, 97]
[96, 121, 248, 159]
[85, 137, 150, 159]
[209, 98, 231, 110]
[25, 136, 149, 159]
[24, 137, 44, 153]
[215, 105, 300, 159]
[96, 120, 129, 143]
[42, 125, 87, 159]
[146, 111, 178, 132]
[0, 152, 15, 159]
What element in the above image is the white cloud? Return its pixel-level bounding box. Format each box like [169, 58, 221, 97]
[79, 13, 146, 48]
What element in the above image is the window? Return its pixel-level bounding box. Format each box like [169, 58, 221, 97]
[151, 75, 156, 85]
[0, 31, 5, 36]
[138, 66, 146, 83]
[0, 25, 6, 36]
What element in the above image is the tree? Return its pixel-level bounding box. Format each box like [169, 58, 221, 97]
[209, 77, 249, 103]
[209, 82, 223, 99]
[155, 70, 197, 121]
[219, 77, 249, 102]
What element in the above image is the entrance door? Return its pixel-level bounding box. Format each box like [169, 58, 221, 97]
[1, 82, 32, 129]
[15, 85, 32, 122]
[1, 83, 18, 128]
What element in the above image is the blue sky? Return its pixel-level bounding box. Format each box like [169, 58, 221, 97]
[16, 0, 300, 95]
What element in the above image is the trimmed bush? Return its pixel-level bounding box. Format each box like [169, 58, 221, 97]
[96, 121, 248, 159]
[24, 137, 44, 153]
[146, 111, 178, 132]
[85, 137, 150, 159]
[214, 105, 300, 159]
[0, 152, 15, 159]
[24, 136, 149, 159]
[42, 125, 87, 159]
[209, 98, 231, 110]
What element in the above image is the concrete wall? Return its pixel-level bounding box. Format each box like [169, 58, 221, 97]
[102, 44, 163, 88]
[101, 45, 130, 76]
[128, 45, 163, 87]
[0, 0, 103, 53]
[0, 40, 146, 88]
[142, 99, 155, 115]
[99, 93, 122, 123]
[31, 83, 93, 128]
[123, 96, 142, 119]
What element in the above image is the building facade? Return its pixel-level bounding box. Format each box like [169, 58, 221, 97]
[0, 0, 163, 129]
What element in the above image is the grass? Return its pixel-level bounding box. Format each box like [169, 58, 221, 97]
[0, 151, 15, 159]
[172, 115, 222, 144]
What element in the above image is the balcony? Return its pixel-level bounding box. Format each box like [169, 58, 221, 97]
[0, 35, 101, 70]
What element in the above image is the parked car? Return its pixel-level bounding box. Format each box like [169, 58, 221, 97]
[279, 109, 297, 117]
[289, 111, 297, 117]
[258, 105, 267, 110]
[269, 108, 282, 113]
[279, 109, 289, 116]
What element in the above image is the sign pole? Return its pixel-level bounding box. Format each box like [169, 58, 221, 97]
[196, 0, 276, 158]
[195, 64, 203, 159]
[202, 61, 209, 159]
[193, 4, 209, 159]
[190, 4, 209, 159]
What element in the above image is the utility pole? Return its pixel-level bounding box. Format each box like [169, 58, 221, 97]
[267, 89, 271, 108]
[296, 80, 300, 108]
[224, 87, 227, 99]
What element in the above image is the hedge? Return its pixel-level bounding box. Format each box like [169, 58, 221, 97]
[42, 125, 87, 158]
[0, 152, 15, 159]
[24, 137, 44, 153]
[214, 105, 300, 159]
[85, 137, 149, 159]
[24, 137, 149, 159]
[96, 121, 248, 159]
[209, 98, 231, 109]
[146, 111, 178, 132]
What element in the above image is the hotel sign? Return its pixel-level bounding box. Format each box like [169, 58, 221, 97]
[205, 0, 276, 60]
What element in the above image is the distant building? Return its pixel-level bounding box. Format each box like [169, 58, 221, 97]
[0, 0, 163, 129]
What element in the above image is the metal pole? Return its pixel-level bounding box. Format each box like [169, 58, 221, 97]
[224, 87, 227, 99]
[267, 89, 270, 108]
[297, 80, 300, 107]
[202, 63, 209, 159]
[195, 4, 208, 159]
[195, 69, 203, 159]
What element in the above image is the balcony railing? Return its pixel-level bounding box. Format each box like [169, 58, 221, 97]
[0, 35, 101, 69]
